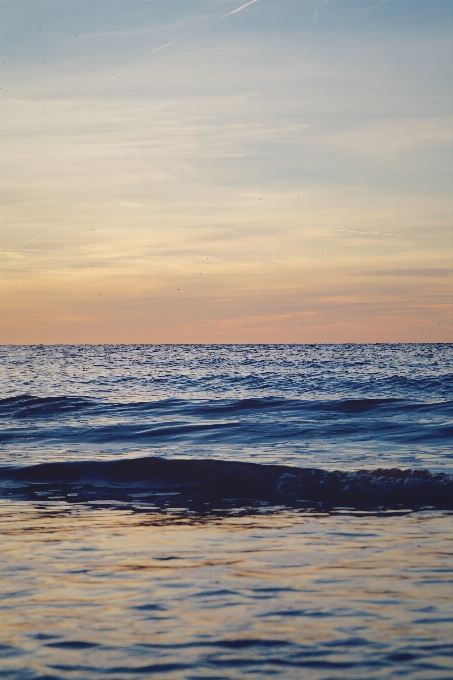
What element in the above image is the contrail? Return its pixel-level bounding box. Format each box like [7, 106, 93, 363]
[22, 233, 45, 245]
[94, 41, 177, 86]
[297, 0, 390, 57]
[222, 0, 258, 19]
[150, 40, 177, 53]
[324, 0, 390, 42]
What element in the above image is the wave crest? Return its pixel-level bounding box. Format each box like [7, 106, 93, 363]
[1, 457, 452, 510]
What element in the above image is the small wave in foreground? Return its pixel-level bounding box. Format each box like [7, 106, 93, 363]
[1, 457, 452, 510]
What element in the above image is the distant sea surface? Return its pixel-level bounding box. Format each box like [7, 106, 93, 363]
[1, 343, 452, 469]
[1, 344, 452, 679]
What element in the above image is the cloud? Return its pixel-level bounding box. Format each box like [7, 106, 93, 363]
[315, 117, 453, 158]
[364, 269, 453, 277]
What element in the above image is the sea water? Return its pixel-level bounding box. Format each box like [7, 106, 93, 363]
[0, 344, 452, 678]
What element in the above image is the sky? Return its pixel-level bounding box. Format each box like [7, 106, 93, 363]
[1, 0, 452, 343]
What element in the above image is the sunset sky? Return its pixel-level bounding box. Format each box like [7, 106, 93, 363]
[1, 0, 452, 343]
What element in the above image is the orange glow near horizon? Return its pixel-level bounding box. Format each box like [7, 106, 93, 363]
[1, 1, 452, 343]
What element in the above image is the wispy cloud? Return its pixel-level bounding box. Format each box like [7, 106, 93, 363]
[336, 230, 402, 237]
[364, 268, 453, 277]
[222, 0, 258, 19]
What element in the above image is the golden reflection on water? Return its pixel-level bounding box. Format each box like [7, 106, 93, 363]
[1, 501, 453, 679]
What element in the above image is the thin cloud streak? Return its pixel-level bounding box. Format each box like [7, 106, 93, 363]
[0, 249, 57, 253]
[324, 0, 391, 42]
[336, 230, 402, 237]
[222, 0, 258, 19]
[150, 41, 177, 54]
[92, 41, 177, 87]
[22, 234, 46, 245]
[298, 0, 391, 57]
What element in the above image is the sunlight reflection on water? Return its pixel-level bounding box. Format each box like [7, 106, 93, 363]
[1, 500, 452, 679]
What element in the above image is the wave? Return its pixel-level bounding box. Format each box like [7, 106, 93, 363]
[3, 393, 452, 416]
[1, 457, 452, 510]
[1, 395, 452, 449]
[0, 394, 96, 417]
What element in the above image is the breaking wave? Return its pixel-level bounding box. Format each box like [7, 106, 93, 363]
[1, 457, 452, 510]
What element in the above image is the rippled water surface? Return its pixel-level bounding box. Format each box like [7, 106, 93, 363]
[1, 345, 452, 678]
[1, 502, 453, 679]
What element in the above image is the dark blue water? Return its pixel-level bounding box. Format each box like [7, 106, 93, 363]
[1, 344, 452, 471]
[1, 345, 453, 679]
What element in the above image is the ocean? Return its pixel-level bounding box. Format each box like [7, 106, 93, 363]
[1, 344, 452, 679]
